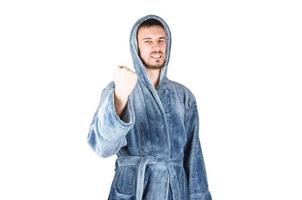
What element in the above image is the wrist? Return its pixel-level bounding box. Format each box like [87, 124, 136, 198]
[114, 90, 128, 105]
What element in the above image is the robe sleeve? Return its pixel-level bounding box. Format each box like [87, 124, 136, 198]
[184, 98, 212, 200]
[87, 82, 135, 158]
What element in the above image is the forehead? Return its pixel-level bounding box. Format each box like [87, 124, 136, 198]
[137, 25, 166, 39]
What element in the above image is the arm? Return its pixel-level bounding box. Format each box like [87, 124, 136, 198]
[114, 90, 129, 117]
[184, 99, 212, 200]
[87, 82, 135, 158]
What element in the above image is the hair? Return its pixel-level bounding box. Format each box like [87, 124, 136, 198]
[137, 18, 164, 32]
[136, 18, 166, 68]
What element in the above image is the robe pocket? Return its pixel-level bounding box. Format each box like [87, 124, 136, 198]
[111, 185, 135, 200]
[113, 165, 137, 198]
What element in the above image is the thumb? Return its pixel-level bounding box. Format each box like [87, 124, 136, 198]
[118, 65, 136, 74]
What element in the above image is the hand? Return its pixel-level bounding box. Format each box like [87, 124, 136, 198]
[113, 66, 138, 116]
[113, 65, 138, 100]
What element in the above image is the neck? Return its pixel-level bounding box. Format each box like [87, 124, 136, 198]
[145, 68, 161, 88]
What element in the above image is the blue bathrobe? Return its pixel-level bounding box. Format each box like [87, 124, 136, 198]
[87, 15, 212, 200]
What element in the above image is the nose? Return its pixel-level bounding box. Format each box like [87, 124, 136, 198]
[152, 42, 161, 51]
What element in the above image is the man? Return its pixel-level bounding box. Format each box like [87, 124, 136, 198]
[87, 15, 212, 200]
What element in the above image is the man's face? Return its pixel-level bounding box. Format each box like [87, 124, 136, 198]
[137, 25, 167, 70]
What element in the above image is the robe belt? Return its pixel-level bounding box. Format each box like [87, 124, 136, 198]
[116, 156, 183, 200]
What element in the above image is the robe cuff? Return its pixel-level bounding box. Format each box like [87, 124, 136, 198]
[189, 191, 212, 200]
[96, 89, 134, 142]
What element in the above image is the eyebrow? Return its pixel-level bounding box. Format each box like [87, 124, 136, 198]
[142, 36, 166, 40]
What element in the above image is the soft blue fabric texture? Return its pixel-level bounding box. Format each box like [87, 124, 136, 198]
[87, 15, 212, 200]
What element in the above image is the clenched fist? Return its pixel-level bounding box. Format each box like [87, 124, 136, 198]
[113, 65, 138, 117]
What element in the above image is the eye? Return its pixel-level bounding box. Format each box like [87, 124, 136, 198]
[158, 39, 166, 43]
[144, 40, 152, 44]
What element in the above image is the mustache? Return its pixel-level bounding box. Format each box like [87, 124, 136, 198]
[150, 51, 164, 55]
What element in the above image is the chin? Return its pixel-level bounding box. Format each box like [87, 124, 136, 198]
[145, 64, 165, 70]
[141, 58, 165, 69]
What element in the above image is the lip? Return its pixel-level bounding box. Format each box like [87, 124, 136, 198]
[150, 54, 162, 59]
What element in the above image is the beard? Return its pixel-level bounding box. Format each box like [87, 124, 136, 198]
[139, 51, 165, 70]
[141, 58, 165, 70]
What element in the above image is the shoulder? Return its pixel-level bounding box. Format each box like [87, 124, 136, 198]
[167, 80, 195, 101]
[166, 79, 197, 105]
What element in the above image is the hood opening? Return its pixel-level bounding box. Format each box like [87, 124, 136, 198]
[129, 15, 172, 90]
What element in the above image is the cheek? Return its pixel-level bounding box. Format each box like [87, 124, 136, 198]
[141, 48, 151, 58]
[138, 47, 146, 58]
[161, 45, 167, 54]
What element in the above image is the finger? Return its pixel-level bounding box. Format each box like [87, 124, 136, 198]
[118, 65, 128, 69]
[118, 65, 135, 73]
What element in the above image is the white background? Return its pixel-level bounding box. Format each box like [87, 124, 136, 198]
[0, 0, 301, 199]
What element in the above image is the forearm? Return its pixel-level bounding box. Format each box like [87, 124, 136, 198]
[87, 84, 134, 158]
[184, 99, 212, 200]
[114, 90, 128, 117]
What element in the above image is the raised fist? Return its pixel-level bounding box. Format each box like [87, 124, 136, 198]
[113, 66, 138, 116]
[113, 65, 138, 100]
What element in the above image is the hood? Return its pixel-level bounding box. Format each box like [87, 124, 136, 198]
[129, 15, 172, 90]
